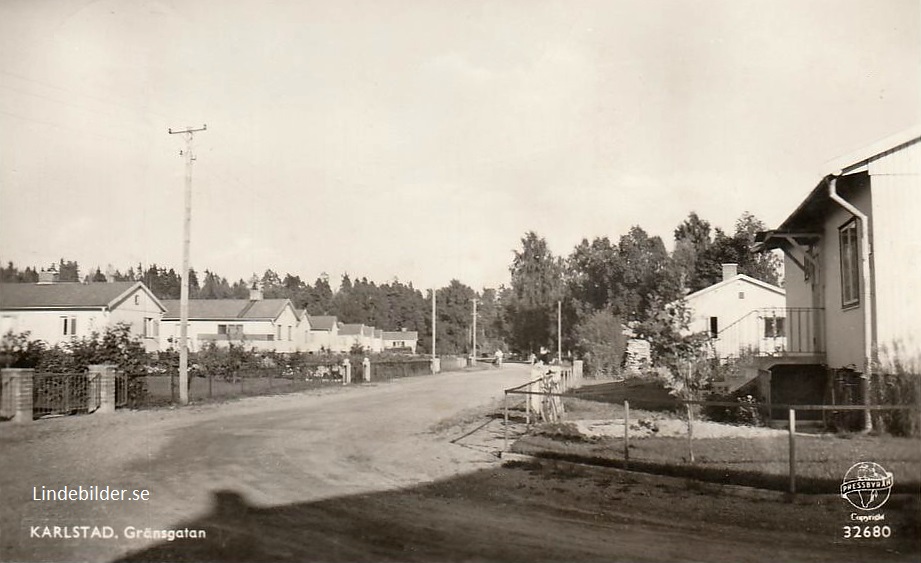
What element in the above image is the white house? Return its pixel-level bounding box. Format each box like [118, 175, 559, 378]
[337, 323, 375, 353]
[304, 315, 339, 353]
[756, 126, 921, 409]
[382, 330, 418, 353]
[0, 279, 166, 352]
[159, 289, 301, 353]
[684, 263, 786, 359]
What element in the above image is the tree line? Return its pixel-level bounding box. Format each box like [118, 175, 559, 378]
[1, 211, 778, 365]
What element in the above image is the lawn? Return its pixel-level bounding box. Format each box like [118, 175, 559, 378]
[511, 396, 921, 494]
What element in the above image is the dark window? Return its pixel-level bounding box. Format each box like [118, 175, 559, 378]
[839, 219, 860, 307]
[709, 317, 718, 337]
[764, 317, 785, 338]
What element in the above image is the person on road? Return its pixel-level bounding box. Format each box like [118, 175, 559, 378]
[494, 349, 504, 368]
[538, 346, 550, 365]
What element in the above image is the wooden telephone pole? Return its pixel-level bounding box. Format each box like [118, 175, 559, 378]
[168, 124, 206, 405]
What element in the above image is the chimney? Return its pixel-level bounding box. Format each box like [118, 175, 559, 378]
[249, 277, 263, 301]
[721, 263, 738, 281]
[38, 266, 60, 284]
[105, 264, 116, 283]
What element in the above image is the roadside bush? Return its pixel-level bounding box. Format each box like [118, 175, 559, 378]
[0, 331, 47, 368]
[702, 391, 764, 426]
[1, 325, 150, 406]
[572, 309, 626, 377]
[870, 343, 921, 437]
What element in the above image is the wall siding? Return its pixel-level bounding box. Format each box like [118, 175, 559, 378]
[869, 155, 921, 364]
[821, 181, 870, 370]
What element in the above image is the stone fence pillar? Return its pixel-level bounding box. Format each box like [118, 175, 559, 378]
[341, 358, 351, 385]
[1, 368, 34, 423]
[573, 360, 584, 387]
[362, 357, 371, 382]
[430, 357, 441, 375]
[87, 364, 116, 414]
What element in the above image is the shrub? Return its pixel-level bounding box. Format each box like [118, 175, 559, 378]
[573, 309, 626, 377]
[1, 325, 150, 407]
[703, 391, 764, 426]
[0, 331, 47, 368]
[870, 343, 921, 437]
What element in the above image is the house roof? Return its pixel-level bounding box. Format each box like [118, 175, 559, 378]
[338, 323, 364, 336]
[307, 315, 337, 331]
[383, 331, 418, 340]
[0, 281, 166, 312]
[821, 125, 921, 177]
[160, 298, 293, 321]
[759, 126, 921, 247]
[683, 274, 784, 302]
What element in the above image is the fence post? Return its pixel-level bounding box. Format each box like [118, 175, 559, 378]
[686, 403, 695, 464]
[342, 358, 351, 385]
[88, 365, 116, 414]
[362, 357, 371, 382]
[208, 372, 213, 398]
[503, 392, 509, 452]
[2, 368, 34, 423]
[525, 379, 532, 426]
[624, 400, 630, 466]
[789, 408, 797, 496]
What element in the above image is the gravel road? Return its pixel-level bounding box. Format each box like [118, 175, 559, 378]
[1, 364, 915, 562]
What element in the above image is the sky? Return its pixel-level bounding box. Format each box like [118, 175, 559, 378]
[1, 0, 919, 292]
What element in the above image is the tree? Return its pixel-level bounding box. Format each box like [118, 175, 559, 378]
[58, 259, 80, 282]
[617, 226, 680, 323]
[504, 232, 564, 354]
[567, 237, 620, 313]
[572, 309, 626, 376]
[673, 212, 714, 292]
[680, 211, 782, 290]
[434, 280, 476, 355]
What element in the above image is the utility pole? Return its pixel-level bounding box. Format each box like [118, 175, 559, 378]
[431, 288, 436, 360]
[557, 300, 562, 363]
[168, 124, 207, 406]
[471, 298, 478, 362]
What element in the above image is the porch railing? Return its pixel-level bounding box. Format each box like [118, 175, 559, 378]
[711, 307, 825, 359]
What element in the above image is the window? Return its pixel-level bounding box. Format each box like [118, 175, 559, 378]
[288, 326, 292, 341]
[738, 291, 745, 299]
[144, 318, 159, 338]
[709, 317, 718, 338]
[61, 316, 76, 336]
[839, 219, 860, 307]
[134, 295, 140, 305]
[277, 326, 282, 340]
[218, 324, 243, 338]
[764, 317, 785, 338]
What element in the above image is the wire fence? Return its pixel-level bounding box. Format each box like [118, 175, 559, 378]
[503, 383, 921, 496]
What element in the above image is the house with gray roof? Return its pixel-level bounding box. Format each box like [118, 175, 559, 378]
[382, 330, 418, 354]
[159, 292, 301, 353]
[304, 315, 339, 353]
[0, 280, 166, 352]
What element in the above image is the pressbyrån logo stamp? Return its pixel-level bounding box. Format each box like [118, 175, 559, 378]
[840, 461, 893, 511]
